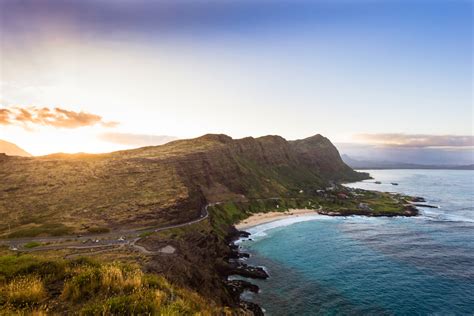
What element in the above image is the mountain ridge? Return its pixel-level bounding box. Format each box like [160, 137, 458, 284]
[0, 139, 31, 157]
[0, 133, 367, 238]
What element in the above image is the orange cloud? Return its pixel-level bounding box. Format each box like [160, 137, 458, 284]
[0, 106, 118, 129]
[0, 109, 11, 125]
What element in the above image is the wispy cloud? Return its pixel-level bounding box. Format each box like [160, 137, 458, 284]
[355, 133, 474, 148]
[0, 106, 118, 129]
[0, 109, 11, 125]
[99, 132, 177, 147]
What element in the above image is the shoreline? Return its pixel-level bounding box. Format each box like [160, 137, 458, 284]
[235, 209, 319, 230]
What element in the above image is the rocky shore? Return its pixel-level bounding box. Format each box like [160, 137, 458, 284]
[222, 229, 269, 315]
[225, 199, 424, 314]
[317, 204, 419, 217]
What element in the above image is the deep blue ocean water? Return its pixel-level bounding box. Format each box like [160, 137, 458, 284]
[236, 170, 474, 315]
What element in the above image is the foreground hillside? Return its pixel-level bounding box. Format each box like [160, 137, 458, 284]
[0, 134, 365, 238]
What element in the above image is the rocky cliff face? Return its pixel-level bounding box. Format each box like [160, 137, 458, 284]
[0, 133, 367, 237]
[290, 134, 363, 181]
[161, 134, 366, 203]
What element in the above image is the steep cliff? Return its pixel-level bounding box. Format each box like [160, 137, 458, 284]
[0, 133, 367, 238]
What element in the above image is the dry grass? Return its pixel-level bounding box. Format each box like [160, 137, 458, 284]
[62, 262, 228, 315]
[3, 275, 46, 307]
[100, 264, 143, 293]
[0, 153, 190, 237]
[0, 254, 234, 314]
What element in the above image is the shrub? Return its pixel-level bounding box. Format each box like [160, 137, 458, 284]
[61, 266, 102, 302]
[4, 275, 46, 307]
[81, 291, 157, 316]
[62, 263, 144, 302]
[87, 227, 110, 234]
[100, 264, 143, 293]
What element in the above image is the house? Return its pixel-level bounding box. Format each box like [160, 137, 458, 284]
[358, 203, 372, 211]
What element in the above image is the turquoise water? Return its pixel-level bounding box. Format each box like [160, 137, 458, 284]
[237, 170, 474, 315]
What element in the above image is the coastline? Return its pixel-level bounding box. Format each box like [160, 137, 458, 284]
[235, 209, 319, 230]
[229, 199, 421, 313]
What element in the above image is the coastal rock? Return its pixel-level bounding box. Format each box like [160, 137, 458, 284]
[403, 205, 419, 216]
[229, 263, 269, 279]
[226, 279, 259, 297]
[237, 231, 251, 238]
[240, 301, 264, 316]
[318, 206, 419, 217]
[412, 203, 438, 208]
[230, 252, 250, 259]
[411, 196, 426, 203]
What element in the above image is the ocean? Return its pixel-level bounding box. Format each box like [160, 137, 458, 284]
[235, 170, 474, 315]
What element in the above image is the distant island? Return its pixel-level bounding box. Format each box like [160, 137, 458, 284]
[342, 154, 474, 170]
[0, 133, 421, 314]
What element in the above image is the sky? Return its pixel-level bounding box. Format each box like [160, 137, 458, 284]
[0, 0, 472, 158]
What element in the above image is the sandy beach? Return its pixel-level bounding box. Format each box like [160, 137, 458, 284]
[235, 209, 319, 230]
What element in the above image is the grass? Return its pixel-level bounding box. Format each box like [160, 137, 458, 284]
[0, 254, 233, 314]
[87, 227, 111, 234]
[138, 231, 154, 238]
[3, 275, 47, 307]
[7, 223, 72, 238]
[23, 242, 42, 249]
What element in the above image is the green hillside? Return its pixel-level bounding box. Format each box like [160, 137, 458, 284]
[0, 134, 367, 238]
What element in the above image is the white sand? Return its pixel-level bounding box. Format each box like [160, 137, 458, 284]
[235, 209, 318, 230]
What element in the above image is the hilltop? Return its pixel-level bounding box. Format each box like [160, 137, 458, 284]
[0, 139, 31, 157]
[0, 133, 366, 238]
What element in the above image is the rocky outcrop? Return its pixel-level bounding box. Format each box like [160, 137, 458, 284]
[226, 279, 259, 297]
[290, 134, 366, 181]
[227, 262, 269, 279]
[317, 205, 419, 217]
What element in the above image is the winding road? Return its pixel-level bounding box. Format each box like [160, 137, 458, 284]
[0, 203, 213, 256]
[1, 198, 319, 257]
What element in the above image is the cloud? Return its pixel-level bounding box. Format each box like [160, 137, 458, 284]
[0, 106, 118, 129]
[99, 133, 177, 147]
[0, 109, 11, 125]
[355, 133, 474, 148]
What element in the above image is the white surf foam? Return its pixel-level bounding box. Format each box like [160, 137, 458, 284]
[237, 215, 332, 243]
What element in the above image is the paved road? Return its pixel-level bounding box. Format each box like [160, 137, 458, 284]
[1, 203, 213, 255]
[1, 198, 309, 256]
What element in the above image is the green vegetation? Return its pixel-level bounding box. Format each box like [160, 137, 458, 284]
[87, 226, 111, 234]
[138, 231, 154, 238]
[209, 189, 412, 235]
[0, 133, 367, 238]
[7, 223, 72, 238]
[0, 254, 231, 315]
[23, 242, 42, 249]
